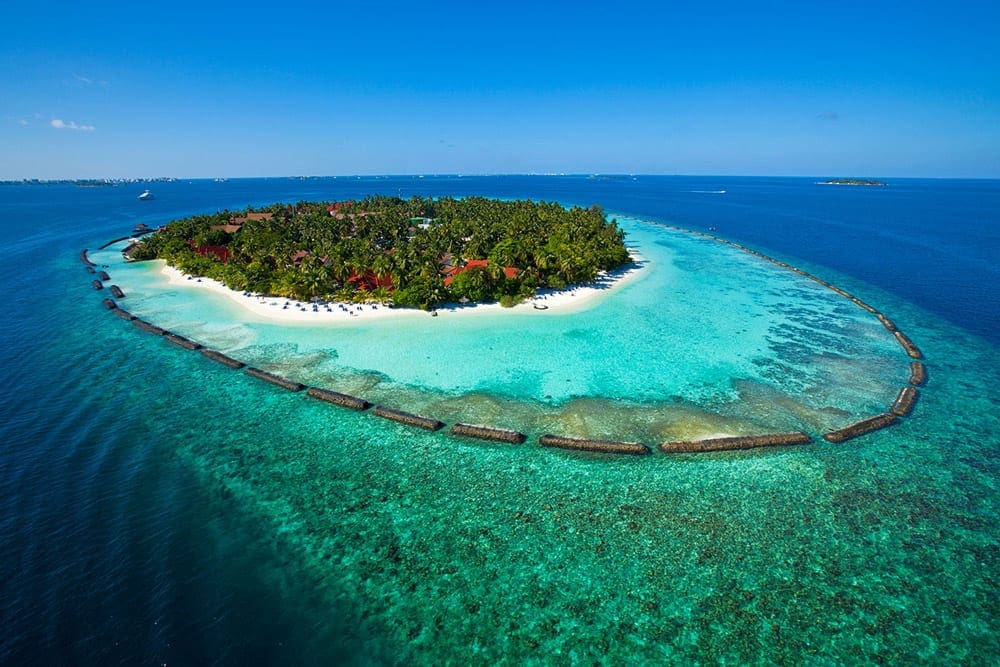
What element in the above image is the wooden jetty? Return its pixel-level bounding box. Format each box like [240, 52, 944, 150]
[80, 249, 95, 266]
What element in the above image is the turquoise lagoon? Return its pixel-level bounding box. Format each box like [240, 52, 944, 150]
[1, 177, 996, 664]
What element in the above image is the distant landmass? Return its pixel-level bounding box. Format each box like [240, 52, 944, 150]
[822, 178, 887, 186]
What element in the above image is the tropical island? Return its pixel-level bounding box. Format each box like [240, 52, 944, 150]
[821, 178, 887, 186]
[129, 196, 632, 310]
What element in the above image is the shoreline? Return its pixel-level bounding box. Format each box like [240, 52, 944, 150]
[157, 251, 648, 324]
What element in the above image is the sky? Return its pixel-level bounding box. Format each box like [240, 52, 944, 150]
[1, 0, 998, 179]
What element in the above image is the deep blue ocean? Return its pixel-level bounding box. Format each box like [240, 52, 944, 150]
[1, 176, 997, 664]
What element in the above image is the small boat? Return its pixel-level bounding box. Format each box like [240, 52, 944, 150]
[138, 190, 155, 201]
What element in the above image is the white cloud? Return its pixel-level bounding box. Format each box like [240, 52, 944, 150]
[17, 119, 29, 126]
[51, 119, 95, 131]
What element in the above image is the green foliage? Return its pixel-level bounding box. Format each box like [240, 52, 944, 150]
[135, 196, 631, 308]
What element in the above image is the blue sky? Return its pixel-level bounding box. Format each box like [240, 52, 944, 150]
[2, 1, 998, 179]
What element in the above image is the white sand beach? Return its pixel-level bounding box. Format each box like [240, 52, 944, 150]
[158, 252, 648, 325]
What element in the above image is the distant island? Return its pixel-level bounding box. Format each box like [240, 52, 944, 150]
[822, 178, 887, 186]
[129, 196, 632, 310]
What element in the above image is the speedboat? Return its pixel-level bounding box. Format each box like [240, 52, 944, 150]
[138, 189, 155, 201]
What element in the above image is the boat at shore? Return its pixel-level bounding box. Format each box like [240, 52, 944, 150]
[138, 190, 155, 201]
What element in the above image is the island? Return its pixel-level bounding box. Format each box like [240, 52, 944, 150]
[128, 196, 632, 310]
[821, 178, 887, 186]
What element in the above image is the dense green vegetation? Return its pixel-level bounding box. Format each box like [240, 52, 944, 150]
[131, 196, 632, 309]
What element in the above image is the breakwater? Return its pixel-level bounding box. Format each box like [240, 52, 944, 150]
[451, 423, 527, 444]
[660, 432, 811, 453]
[823, 413, 898, 443]
[374, 406, 445, 431]
[540, 434, 650, 455]
[133, 319, 166, 336]
[305, 387, 370, 411]
[891, 386, 919, 417]
[200, 349, 246, 369]
[165, 333, 202, 350]
[88, 222, 928, 455]
[244, 368, 306, 392]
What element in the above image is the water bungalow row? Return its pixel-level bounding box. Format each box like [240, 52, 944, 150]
[109, 285, 125, 299]
[201, 349, 246, 369]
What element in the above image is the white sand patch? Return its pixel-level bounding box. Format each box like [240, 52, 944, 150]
[157, 251, 648, 326]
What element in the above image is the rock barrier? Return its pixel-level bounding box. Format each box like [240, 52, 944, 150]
[909, 361, 927, 386]
[539, 434, 650, 455]
[823, 413, 898, 443]
[451, 423, 527, 444]
[660, 432, 811, 453]
[133, 319, 166, 336]
[245, 367, 306, 392]
[200, 349, 246, 369]
[373, 406, 445, 431]
[109, 285, 125, 299]
[891, 386, 919, 417]
[893, 331, 923, 359]
[305, 387, 371, 411]
[164, 332, 202, 350]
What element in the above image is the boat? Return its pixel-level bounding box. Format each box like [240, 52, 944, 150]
[138, 190, 155, 201]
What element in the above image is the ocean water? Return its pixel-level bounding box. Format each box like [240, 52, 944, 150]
[1, 176, 997, 664]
